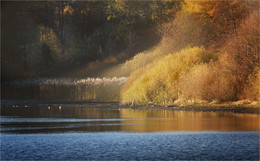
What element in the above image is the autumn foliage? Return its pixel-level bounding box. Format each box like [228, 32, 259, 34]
[121, 0, 259, 105]
[121, 46, 216, 104]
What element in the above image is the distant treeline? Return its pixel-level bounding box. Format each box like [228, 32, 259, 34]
[1, 0, 180, 81]
[121, 0, 260, 104]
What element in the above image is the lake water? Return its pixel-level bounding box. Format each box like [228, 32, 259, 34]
[1, 104, 259, 160]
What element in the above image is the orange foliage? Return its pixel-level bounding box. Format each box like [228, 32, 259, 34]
[180, 62, 238, 102]
[221, 11, 259, 99]
[183, 0, 249, 33]
[64, 5, 74, 15]
[159, 11, 213, 53]
[180, 11, 259, 102]
[120, 0, 260, 104]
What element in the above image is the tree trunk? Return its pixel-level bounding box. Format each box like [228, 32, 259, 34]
[60, 2, 64, 53]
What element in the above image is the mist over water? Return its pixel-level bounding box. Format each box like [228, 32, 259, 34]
[3, 77, 127, 86]
[2, 77, 127, 101]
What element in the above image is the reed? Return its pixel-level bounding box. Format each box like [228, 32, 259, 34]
[2, 77, 128, 101]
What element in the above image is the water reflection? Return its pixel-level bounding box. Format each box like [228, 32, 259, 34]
[1, 105, 259, 133]
[119, 109, 260, 132]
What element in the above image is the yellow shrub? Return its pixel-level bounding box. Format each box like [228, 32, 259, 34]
[242, 69, 260, 101]
[121, 46, 216, 105]
[121, 47, 165, 76]
[179, 62, 238, 102]
[254, 71, 260, 102]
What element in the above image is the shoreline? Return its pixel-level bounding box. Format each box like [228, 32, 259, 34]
[119, 104, 260, 114]
[1, 99, 259, 114]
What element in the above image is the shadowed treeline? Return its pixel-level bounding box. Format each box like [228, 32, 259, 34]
[1, 1, 180, 81]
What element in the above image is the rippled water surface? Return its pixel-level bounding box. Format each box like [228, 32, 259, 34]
[1, 105, 260, 160]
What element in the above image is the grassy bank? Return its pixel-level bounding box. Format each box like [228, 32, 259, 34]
[120, 100, 260, 114]
[1, 99, 259, 114]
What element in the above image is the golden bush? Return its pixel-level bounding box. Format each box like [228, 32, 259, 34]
[121, 46, 216, 105]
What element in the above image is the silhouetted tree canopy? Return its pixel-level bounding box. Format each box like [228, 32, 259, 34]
[1, 0, 181, 80]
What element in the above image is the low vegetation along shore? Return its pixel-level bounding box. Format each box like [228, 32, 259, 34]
[120, 1, 259, 108]
[1, 99, 259, 114]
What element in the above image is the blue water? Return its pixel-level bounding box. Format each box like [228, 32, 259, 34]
[1, 132, 259, 160]
[1, 105, 259, 160]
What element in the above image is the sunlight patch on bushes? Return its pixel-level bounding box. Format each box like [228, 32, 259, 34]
[121, 47, 164, 76]
[121, 46, 216, 105]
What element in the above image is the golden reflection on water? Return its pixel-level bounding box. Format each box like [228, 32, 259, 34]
[3, 105, 259, 133]
[119, 109, 260, 132]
